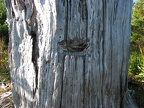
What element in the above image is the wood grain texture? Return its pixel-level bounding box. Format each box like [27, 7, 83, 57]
[6, 0, 136, 108]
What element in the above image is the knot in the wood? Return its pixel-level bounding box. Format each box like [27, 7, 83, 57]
[58, 39, 88, 52]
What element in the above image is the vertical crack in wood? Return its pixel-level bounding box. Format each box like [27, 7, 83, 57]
[120, 10, 125, 108]
[83, 55, 86, 106]
[60, 55, 65, 108]
[102, 0, 106, 106]
[31, 31, 39, 98]
[80, 0, 88, 41]
[64, 0, 68, 43]
[85, 0, 88, 41]
[120, 78, 124, 108]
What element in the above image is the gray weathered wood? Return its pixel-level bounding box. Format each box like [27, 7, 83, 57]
[6, 0, 136, 108]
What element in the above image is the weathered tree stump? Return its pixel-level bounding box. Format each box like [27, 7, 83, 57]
[6, 0, 136, 108]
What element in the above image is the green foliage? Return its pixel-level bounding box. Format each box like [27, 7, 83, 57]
[0, 0, 9, 82]
[131, 0, 144, 50]
[0, 38, 9, 82]
[0, 0, 6, 22]
[130, 0, 144, 77]
[129, 51, 144, 75]
[0, 0, 8, 43]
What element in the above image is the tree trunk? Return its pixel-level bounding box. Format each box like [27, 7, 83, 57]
[6, 0, 136, 108]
